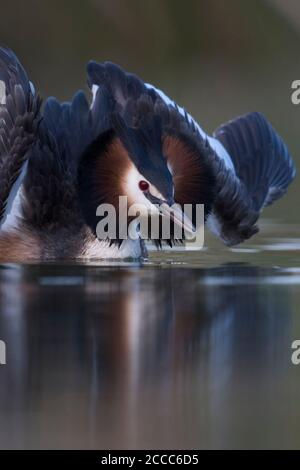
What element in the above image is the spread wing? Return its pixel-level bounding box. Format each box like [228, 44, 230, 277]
[22, 88, 113, 231]
[211, 112, 296, 244]
[0, 47, 41, 226]
[87, 62, 296, 246]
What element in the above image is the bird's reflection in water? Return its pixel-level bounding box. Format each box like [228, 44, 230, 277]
[0, 263, 297, 449]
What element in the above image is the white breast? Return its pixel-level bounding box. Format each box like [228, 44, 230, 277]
[83, 238, 143, 259]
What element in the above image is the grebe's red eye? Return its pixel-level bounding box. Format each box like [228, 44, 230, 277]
[139, 180, 149, 191]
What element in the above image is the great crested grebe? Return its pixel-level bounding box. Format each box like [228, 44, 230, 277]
[0, 48, 296, 261]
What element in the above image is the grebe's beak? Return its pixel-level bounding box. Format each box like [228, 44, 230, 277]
[145, 192, 196, 235]
[160, 202, 196, 235]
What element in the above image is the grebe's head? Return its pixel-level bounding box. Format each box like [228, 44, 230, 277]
[78, 113, 195, 241]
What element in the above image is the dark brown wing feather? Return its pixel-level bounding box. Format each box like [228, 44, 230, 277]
[22, 89, 113, 233]
[212, 112, 296, 245]
[0, 47, 41, 223]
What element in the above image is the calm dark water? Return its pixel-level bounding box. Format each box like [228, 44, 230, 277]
[0, 221, 300, 449]
[0, 0, 299, 450]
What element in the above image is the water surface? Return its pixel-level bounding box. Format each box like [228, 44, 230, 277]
[0, 220, 300, 449]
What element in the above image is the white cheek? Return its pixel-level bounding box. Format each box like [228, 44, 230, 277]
[124, 167, 160, 212]
[130, 186, 153, 209]
[125, 167, 151, 207]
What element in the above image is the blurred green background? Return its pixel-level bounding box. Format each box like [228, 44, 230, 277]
[1, 0, 299, 221]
